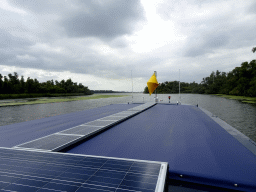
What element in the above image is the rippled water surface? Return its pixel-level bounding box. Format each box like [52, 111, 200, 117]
[0, 93, 255, 142]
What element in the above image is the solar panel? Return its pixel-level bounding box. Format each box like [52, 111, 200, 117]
[60, 125, 100, 135]
[99, 116, 128, 121]
[84, 120, 117, 127]
[14, 134, 82, 151]
[113, 111, 138, 116]
[13, 103, 157, 153]
[0, 147, 168, 192]
[127, 103, 156, 111]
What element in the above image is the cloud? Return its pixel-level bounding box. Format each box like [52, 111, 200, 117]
[155, 0, 256, 58]
[184, 32, 230, 57]
[248, 1, 256, 14]
[0, 29, 32, 48]
[60, 0, 145, 40]
[8, 0, 67, 14]
[1, 0, 256, 92]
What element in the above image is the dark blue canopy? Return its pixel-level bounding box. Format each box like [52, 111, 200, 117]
[67, 104, 256, 191]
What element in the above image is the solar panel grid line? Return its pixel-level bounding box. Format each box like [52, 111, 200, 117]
[13, 133, 59, 148]
[96, 120, 117, 122]
[50, 135, 87, 152]
[0, 166, 167, 190]
[58, 125, 85, 134]
[59, 128, 105, 146]
[54, 133, 84, 137]
[113, 111, 137, 115]
[106, 116, 128, 117]
[78, 184, 116, 192]
[79, 157, 114, 189]
[80, 124, 104, 128]
[0, 170, 81, 188]
[3, 182, 41, 192]
[0, 148, 167, 191]
[13, 147, 52, 152]
[118, 110, 139, 113]
[60, 126, 100, 135]
[72, 128, 103, 138]
[115, 161, 135, 191]
[14, 135, 82, 152]
[128, 108, 142, 111]
[43, 135, 83, 152]
[84, 120, 117, 127]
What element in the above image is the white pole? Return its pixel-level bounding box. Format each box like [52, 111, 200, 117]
[131, 70, 133, 103]
[179, 69, 180, 103]
[154, 71, 158, 102]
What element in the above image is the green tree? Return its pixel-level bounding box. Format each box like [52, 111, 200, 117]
[0, 74, 3, 93]
[26, 77, 35, 93]
[143, 86, 149, 93]
[20, 76, 25, 93]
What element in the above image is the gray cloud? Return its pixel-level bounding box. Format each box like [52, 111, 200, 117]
[184, 32, 230, 57]
[1, 0, 256, 91]
[8, 0, 67, 14]
[248, 1, 256, 14]
[0, 29, 32, 49]
[60, 0, 145, 40]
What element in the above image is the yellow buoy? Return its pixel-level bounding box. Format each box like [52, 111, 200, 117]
[147, 72, 159, 95]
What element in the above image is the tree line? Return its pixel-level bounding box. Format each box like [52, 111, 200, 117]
[0, 72, 93, 95]
[144, 59, 256, 97]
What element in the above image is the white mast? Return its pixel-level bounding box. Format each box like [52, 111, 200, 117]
[154, 71, 158, 102]
[179, 69, 181, 103]
[131, 70, 133, 103]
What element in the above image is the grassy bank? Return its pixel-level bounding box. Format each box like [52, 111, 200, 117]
[0, 93, 90, 100]
[0, 95, 128, 107]
[214, 94, 256, 104]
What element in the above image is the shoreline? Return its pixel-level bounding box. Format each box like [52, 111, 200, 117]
[0, 95, 129, 107]
[214, 94, 256, 104]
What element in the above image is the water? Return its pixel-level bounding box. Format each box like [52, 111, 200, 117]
[0, 93, 255, 142]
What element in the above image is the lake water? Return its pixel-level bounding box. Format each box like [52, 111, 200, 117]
[0, 93, 255, 143]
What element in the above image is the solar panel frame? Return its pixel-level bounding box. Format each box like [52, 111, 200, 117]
[0, 147, 168, 192]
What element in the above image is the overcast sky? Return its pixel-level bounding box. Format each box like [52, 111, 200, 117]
[0, 0, 255, 92]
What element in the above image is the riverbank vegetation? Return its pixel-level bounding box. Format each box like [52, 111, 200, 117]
[0, 94, 128, 107]
[0, 72, 93, 99]
[214, 94, 256, 104]
[144, 59, 256, 98]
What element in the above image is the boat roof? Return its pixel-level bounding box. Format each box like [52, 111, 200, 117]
[1, 102, 256, 191]
[66, 104, 256, 191]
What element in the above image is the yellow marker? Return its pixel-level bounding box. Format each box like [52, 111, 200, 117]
[147, 72, 159, 95]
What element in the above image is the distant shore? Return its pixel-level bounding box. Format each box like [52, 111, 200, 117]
[0, 94, 128, 107]
[214, 94, 256, 104]
[0, 93, 92, 100]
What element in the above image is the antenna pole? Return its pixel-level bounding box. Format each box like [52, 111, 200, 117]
[131, 70, 133, 103]
[179, 69, 180, 103]
[154, 71, 158, 102]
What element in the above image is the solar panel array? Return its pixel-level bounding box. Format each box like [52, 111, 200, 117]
[14, 103, 156, 152]
[0, 147, 168, 192]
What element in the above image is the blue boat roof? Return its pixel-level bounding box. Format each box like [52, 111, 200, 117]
[1, 103, 256, 191]
[66, 104, 256, 191]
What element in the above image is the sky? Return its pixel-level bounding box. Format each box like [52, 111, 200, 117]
[0, 0, 256, 92]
